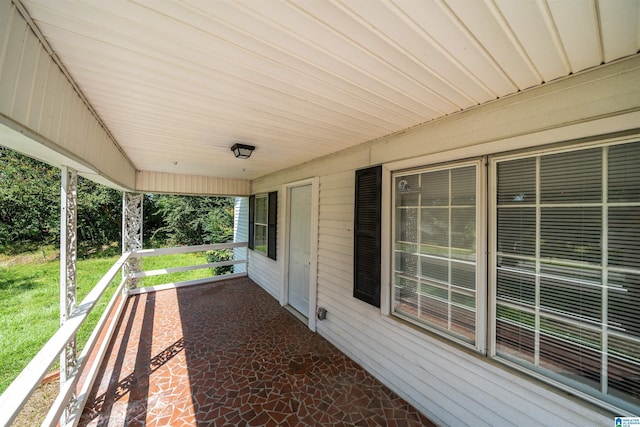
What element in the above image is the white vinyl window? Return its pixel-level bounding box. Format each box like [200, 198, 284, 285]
[254, 194, 268, 255]
[492, 140, 640, 413]
[392, 161, 483, 349]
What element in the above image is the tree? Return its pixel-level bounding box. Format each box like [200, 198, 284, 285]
[142, 194, 164, 245]
[0, 147, 235, 254]
[76, 177, 121, 247]
[0, 147, 59, 247]
[152, 195, 234, 246]
[0, 148, 122, 252]
[150, 195, 236, 275]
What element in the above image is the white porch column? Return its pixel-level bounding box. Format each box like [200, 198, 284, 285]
[122, 192, 143, 289]
[59, 166, 78, 423]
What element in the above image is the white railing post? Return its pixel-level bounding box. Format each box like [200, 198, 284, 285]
[59, 166, 78, 424]
[122, 192, 143, 289]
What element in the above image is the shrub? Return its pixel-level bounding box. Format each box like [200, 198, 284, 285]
[205, 249, 233, 275]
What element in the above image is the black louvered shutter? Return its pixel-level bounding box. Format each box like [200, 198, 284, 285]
[354, 165, 381, 307]
[267, 191, 277, 260]
[248, 195, 255, 250]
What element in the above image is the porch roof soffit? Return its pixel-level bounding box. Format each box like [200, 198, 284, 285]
[6, 0, 640, 190]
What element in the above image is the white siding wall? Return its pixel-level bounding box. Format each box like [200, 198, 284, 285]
[0, 0, 135, 189]
[247, 55, 640, 426]
[247, 249, 280, 300]
[136, 171, 250, 196]
[317, 171, 356, 301]
[233, 197, 248, 274]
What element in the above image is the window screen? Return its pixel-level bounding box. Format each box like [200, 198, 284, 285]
[494, 141, 640, 412]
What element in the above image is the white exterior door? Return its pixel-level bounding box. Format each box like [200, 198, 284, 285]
[287, 184, 312, 317]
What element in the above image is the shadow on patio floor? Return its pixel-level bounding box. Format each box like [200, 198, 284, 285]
[79, 277, 434, 427]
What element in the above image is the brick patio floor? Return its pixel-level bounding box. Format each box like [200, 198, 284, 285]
[78, 277, 435, 427]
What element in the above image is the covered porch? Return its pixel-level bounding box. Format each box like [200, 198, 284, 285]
[2, 0, 640, 425]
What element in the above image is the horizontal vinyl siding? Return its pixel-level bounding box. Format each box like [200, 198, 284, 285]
[0, 0, 135, 189]
[247, 57, 640, 426]
[233, 197, 248, 274]
[136, 171, 250, 196]
[317, 262, 600, 425]
[317, 172, 354, 298]
[248, 250, 280, 300]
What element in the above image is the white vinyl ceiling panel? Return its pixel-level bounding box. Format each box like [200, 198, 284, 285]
[599, 0, 640, 62]
[17, 0, 640, 180]
[183, 0, 442, 117]
[393, 0, 518, 98]
[444, 0, 544, 89]
[338, 2, 493, 107]
[494, 0, 570, 81]
[547, 0, 602, 72]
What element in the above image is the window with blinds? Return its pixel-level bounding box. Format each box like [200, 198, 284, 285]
[393, 161, 480, 347]
[494, 140, 640, 412]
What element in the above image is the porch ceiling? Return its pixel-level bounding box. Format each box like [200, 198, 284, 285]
[18, 0, 640, 180]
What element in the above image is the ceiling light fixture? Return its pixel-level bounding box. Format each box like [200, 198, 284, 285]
[231, 143, 255, 159]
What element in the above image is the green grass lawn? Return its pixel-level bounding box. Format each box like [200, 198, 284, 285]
[138, 251, 218, 287]
[0, 249, 216, 394]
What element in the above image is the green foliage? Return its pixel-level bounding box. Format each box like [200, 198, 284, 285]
[0, 148, 236, 251]
[206, 249, 234, 275]
[0, 147, 60, 246]
[152, 195, 234, 246]
[76, 177, 122, 246]
[0, 148, 123, 252]
[142, 194, 165, 245]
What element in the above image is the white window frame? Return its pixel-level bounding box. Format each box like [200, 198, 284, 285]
[488, 138, 640, 415]
[254, 194, 268, 256]
[390, 158, 487, 354]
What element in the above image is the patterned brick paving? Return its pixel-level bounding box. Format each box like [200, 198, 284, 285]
[79, 277, 434, 426]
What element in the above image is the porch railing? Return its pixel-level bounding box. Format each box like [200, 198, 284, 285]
[128, 242, 248, 294]
[0, 242, 247, 427]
